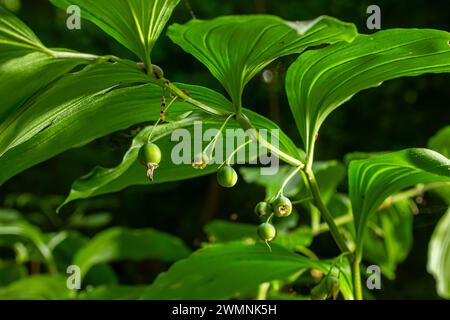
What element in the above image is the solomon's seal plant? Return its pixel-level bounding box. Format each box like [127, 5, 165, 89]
[0, 0, 449, 301]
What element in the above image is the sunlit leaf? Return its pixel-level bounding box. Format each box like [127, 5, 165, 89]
[50, 0, 180, 65]
[348, 148, 450, 254]
[59, 86, 300, 208]
[168, 15, 356, 108]
[286, 29, 450, 156]
[428, 126, 450, 204]
[0, 6, 87, 121]
[140, 242, 329, 300]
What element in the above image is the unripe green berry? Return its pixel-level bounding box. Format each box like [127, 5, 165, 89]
[271, 195, 292, 218]
[217, 166, 238, 188]
[257, 222, 276, 241]
[139, 142, 161, 181]
[254, 201, 272, 218]
[192, 152, 209, 170]
[139, 142, 161, 165]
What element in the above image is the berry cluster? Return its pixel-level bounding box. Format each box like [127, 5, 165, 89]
[254, 195, 292, 242]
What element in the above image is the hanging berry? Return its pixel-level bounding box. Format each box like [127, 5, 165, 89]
[257, 222, 276, 241]
[271, 195, 292, 217]
[139, 142, 162, 181]
[217, 165, 238, 188]
[254, 201, 272, 218]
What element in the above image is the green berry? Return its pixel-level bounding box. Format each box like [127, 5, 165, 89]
[254, 201, 272, 218]
[217, 165, 238, 188]
[139, 142, 161, 165]
[192, 152, 209, 170]
[257, 222, 276, 241]
[139, 142, 161, 181]
[271, 195, 292, 217]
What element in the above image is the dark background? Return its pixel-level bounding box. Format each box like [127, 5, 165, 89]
[1, 0, 449, 299]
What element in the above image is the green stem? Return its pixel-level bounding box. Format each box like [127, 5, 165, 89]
[351, 256, 363, 300]
[304, 168, 351, 255]
[235, 114, 305, 168]
[165, 81, 232, 116]
[221, 139, 253, 167]
[275, 166, 302, 198]
[204, 113, 235, 158]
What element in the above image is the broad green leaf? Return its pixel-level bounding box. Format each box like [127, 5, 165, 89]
[204, 220, 313, 250]
[363, 200, 414, 279]
[78, 285, 146, 300]
[50, 230, 118, 285]
[286, 29, 450, 155]
[73, 227, 191, 279]
[0, 6, 86, 121]
[429, 126, 450, 158]
[0, 220, 56, 272]
[50, 0, 180, 64]
[59, 87, 300, 207]
[348, 148, 450, 253]
[0, 275, 71, 300]
[428, 208, 450, 299]
[0, 62, 190, 186]
[0, 53, 85, 122]
[140, 242, 328, 300]
[0, 61, 148, 156]
[428, 126, 450, 204]
[0, 5, 46, 53]
[168, 15, 356, 108]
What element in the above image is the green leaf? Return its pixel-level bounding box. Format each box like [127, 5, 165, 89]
[204, 220, 313, 250]
[363, 200, 414, 279]
[73, 227, 191, 279]
[286, 29, 450, 156]
[168, 15, 356, 109]
[0, 61, 173, 186]
[50, 0, 180, 65]
[50, 231, 118, 286]
[348, 148, 450, 254]
[140, 242, 328, 300]
[78, 285, 146, 300]
[0, 7, 87, 121]
[0, 275, 71, 300]
[428, 207, 450, 299]
[428, 126, 450, 204]
[0, 5, 46, 53]
[58, 86, 300, 207]
[0, 220, 56, 272]
[429, 126, 450, 158]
